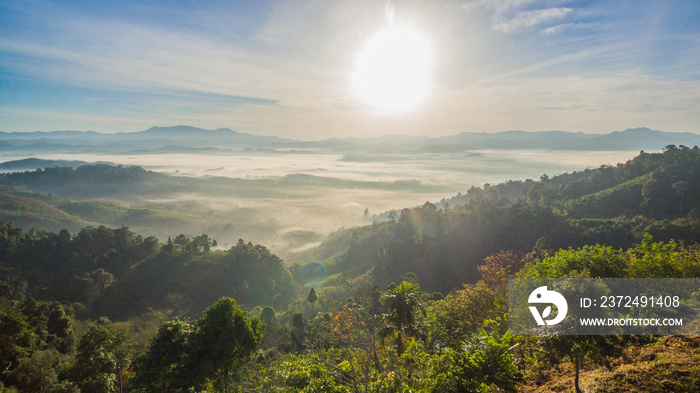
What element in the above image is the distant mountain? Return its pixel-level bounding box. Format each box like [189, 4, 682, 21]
[423, 128, 700, 151]
[298, 127, 700, 152]
[124, 126, 291, 147]
[0, 158, 93, 171]
[0, 126, 293, 153]
[0, 126, 697, 154]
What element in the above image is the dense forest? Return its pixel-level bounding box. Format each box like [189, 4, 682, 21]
[1, 146, 700, 392]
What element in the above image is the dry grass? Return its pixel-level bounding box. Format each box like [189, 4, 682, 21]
[521, 336, 700, 392]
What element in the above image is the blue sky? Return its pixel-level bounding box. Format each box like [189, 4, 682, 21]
[1, 0, 699, 138]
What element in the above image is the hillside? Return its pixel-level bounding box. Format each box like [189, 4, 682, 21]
[296, 146, 700, 294]
[0, 158, 91, 171]
[523, 336, 700, 392]
[0, 193, 87, 232]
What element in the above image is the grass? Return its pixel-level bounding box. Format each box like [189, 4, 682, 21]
[523, 336, 700, 392]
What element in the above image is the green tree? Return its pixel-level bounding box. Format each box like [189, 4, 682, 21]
[69, 318, 129, 393]
[259, 307, 281, 349]
[130, 318, 198, 392]
[197, 297, 263, 392]
[521, 252, 625, 393]
[543, 334, 622, 393]
[673, 181, 690, 214]
[291, 313, 306, 353]
[131, 297, 262, 393]
[0, 306, 36, 378]
[307, 288, 318, 317]
[427, 282, 501, 349]
[433, 330, 525, 392]
[260, 307, 280, 331]
[6, 349, 74, 393]
[379, 281, 426, 355]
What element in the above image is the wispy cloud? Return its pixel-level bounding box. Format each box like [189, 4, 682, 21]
[541, 22, 595, 35]
[496, 7, 573, 33]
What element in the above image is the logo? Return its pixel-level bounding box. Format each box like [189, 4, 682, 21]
[528, 286, 568, 326]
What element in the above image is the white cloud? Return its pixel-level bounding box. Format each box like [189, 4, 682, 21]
[541, 22, 598, 35]
[496, 7, 573, 33]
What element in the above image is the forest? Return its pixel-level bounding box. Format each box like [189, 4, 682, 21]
[1, 145, 700, 392]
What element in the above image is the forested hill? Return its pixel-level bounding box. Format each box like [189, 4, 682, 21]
[299, 146, 700, 294]
[0, 165, 185, 200]
[0, 223, 297, 320]
[440, 144, 700, 219]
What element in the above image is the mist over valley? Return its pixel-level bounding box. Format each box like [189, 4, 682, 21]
[0, 126, 663, 255]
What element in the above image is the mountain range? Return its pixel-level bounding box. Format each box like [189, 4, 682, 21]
[0, 126, 699, 154]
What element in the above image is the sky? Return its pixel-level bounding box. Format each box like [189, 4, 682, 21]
[1, 0, 699, 139]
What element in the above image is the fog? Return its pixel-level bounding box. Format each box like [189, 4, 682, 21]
[0, 149, 641, 255]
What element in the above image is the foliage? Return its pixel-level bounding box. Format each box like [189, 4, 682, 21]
[0, 294, 77, 392]
[427, 282, 502, 350]
[379, 281, 426, 356]
[432, 330, 526, 393]
[129, 318, 196, 392]
[627, 233, 700, 278]
[0, 221, 159, 306]
[519, 244, 628, 278]
[131, 297, 262, 393]
[69, 318, 130, 393]
[307, 288, 318, 317]
[96, 237, 297, 319]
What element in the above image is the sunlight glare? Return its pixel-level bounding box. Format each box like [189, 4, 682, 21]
[354, 24, 432, 112]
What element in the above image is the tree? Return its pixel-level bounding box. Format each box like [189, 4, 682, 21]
[130, 318, 197, 393]
[196, 297, 263, 392]
[543, 334, 622, 393]
[6, 349, 72, 393]
[433, 330, 525, 392]
[0, 307, 36, 379]
[427, 282, 501, 349]
[291, 313, 306, 353]
[259, 307, 281, 349]
[307, 288, 318, 317]
[673, 181, 690, 215]
[260, 306, 280, 331]
[131, 297, 262, 393]
[70, 318, 128, 393]
[379, 281, 426, 355]
[522, 265, 623, 393]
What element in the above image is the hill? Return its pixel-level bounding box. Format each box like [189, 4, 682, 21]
[0, 193, 88, 232]
[0, 222, 297, 320]
[0, 125, 292, 153]
[525, 336, 700, 392]
[294, 146, 700, 294]
[0, 158, 92, 171]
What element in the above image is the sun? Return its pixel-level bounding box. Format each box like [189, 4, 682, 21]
[354, 24, 432, 112]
